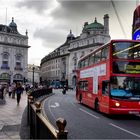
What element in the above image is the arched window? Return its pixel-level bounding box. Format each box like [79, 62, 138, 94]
[13, 74, 23, 80]
[16, 55, 21, 61]
[15, 54, 22, 70]
[1, 52, 9, 69]
[0, 73, 10, 79]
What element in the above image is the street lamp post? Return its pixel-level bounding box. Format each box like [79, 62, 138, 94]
[32, 65, 35, 88]
[9, 71, 13, 85]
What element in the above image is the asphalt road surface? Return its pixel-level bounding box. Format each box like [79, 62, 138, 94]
[43, 89, 140, 139]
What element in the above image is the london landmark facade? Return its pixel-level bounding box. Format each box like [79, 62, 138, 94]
[0, 17, 30, 84]
[40, 14, 110, 88]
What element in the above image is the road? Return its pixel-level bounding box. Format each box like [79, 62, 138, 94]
[42, 89, 140, 139]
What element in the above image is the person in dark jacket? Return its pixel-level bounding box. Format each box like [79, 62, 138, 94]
[15, 83, 23, 105]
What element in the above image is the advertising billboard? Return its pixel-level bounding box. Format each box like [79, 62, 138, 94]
[132, 5, 140, 40]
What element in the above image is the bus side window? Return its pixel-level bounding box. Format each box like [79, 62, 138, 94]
[102, 81, 109, 95]
[79, 81, 88, 91]
[101, 47, 109, 60]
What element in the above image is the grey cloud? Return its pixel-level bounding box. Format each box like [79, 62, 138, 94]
[33, 1, 113, 49]
[16, 0, 53, 13]
[52, 1, 112, 21]
[33, 27, 68, 48]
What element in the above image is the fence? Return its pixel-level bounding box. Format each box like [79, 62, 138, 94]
[27, 88, 68, 139]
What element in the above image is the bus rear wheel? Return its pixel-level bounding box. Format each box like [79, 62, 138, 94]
[95, 100, 99, 112]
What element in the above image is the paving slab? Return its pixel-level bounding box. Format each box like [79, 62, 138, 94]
[0, 92, 27, 139]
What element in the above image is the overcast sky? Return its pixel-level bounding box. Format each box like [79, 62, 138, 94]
[0, 0, 138, 65]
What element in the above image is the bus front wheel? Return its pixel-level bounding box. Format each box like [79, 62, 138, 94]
[95, 100, 99, 112]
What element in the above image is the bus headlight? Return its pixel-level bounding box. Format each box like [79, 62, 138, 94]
[115, 102, 120, 107]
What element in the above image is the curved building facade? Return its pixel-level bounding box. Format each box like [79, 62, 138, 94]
[40, 14, 110, 88]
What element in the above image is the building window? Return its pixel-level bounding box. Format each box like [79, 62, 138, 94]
[93, 38, 95, 43]
[4, 36, 8, 42]
[1, 53, 9, 69]
[13, 74, 23, 80]
[80, 51, 85, 58]
[3, 53, 8, 59]
[15, 54, 22, 70]
[0, 73, 10, 79]
[16, 55, 21, 61]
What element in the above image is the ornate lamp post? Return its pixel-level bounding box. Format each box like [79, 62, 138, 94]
[32, 64, 35, 88]
[9, 71, 13, 84]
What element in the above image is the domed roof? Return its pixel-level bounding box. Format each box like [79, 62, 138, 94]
[9, 17, 17, 27]
[84, 18, 104, 30]
[67, 30, 75, 38]
[8, 17, 18, 33]
[67, 30, 75, 40]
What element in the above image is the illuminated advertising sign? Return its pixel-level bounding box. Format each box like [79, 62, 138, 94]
[132, 5, 140, 40]
[133, 29, 140, 40]
[132, 5, 140, 34]
[126, 64, 140, 73]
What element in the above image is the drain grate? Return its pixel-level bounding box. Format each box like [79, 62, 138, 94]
[1, 124, 20, 132]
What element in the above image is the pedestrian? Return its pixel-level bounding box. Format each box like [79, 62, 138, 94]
[8, 84, 12, 97]
[0, 85, 5, 100]
[3, 85, 8, 97]
[15, 83, 23, 105]
[62, 86, 66, 94]
[12, 83, 16, 99]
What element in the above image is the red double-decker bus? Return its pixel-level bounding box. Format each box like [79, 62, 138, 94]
[76, 39, 140, 115]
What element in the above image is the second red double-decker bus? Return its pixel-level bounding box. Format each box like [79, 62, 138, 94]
[76, 39, 140, 115]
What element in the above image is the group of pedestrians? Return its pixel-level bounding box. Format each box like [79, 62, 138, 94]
[0, 82, 24, 105]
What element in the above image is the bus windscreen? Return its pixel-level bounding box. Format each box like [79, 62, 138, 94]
[112, 42, 140, 59]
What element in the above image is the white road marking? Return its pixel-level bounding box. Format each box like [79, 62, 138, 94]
[79, 108, 100, 119]
[48, 100, 57, 120]
[50, 102, 60, 108]
[109, 123, 140, 138]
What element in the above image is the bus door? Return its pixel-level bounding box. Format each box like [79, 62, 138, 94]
[101, 81, 110, 113]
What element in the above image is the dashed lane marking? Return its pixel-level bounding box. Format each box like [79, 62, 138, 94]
[109, 123, 140, 138]
[79, 108, 100, 119]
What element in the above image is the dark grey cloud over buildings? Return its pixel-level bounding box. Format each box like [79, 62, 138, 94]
[9, 0, 137, 64]
[16, 0, 53, 14]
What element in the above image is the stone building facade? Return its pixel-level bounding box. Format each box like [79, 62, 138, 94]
[0, 17, 30, 85]
[27, 64, 40, 85]
[40, 14, 110, 88]
[40, 34, 72, 85]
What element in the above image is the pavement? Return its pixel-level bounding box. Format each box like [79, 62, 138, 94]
[0, 92, 27, 140]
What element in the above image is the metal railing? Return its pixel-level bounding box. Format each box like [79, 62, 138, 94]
[27, 88, 68, 139]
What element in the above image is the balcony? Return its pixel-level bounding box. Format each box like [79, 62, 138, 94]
[1, 66, 10, 70]
[14, 67, 23, 71]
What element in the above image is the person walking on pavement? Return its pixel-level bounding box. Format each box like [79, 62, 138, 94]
[62, 85, 66, 94]
[15, 82, 23, 105]
[0, 85, 5, 100]
[12, 83, 16, 99]
[8, 84, 12, 97]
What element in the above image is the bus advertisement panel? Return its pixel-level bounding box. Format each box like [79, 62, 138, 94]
[76, 39, 140, 115]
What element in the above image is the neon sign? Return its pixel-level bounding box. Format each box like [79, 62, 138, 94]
[133, 29, 140, 40]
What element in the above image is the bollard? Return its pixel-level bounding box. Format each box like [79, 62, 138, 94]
[28, 96, 34, 104]
[35, 101, 41, 113]
[56, 118, 68, 139]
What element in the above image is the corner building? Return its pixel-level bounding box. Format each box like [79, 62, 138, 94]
[40, 14, 110, 88]
[0, 18, 30, 84]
